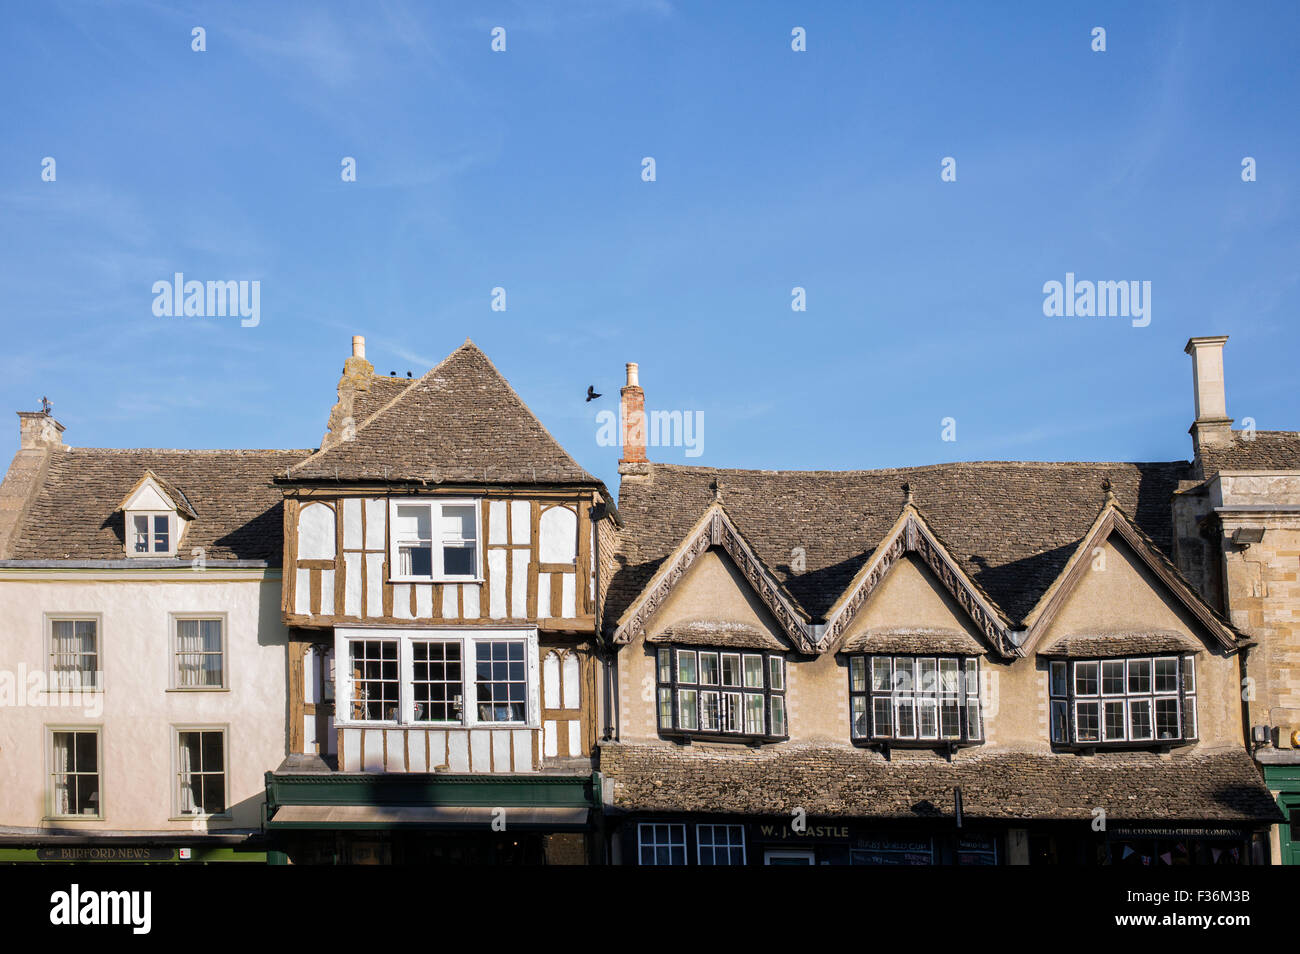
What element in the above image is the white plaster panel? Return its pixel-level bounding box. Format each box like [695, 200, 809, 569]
[415, 584, 433, 619]
[568, 721, 581, 757]
[463, 584, 480, 619]
[294, 568, 310, 615]
[385, 730, 406, 772]
[342, 498, 362, 550]
[365, 552, 384, 616]
[442, 584, 458, 619]
[320, 569, 334, 615]
[447, 732, 470, 772]
[511, 500, 531, 544]
[561, 573, 576, 618]
[537, 573, 551, 618]
[364, 498, 386, 550]
[470, 729, 491, 771]
[511, 549, 530, 617]
[342, 729, 361, 771]
[492, 729, 512, 770]
[563, 652, 580, 709]
[488, 549, 507, 618]
[543, 652, 560, 708]
[489, 501, 508, 545]
[298, 503, 336, 560]
[393, 584, 413, 620]
[544, 721, 558, 758]
[512, 730, 533, 772]
[344, 552, 362, 616]
[540, 506, 577, 563]
[408, 732, 428, 773]
[362, 729, 385, 772]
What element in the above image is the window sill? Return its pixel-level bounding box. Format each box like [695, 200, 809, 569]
[855, 739, 984, 757]
[44, 815, 103, 823]
[166, 687, 230, 693]
[659, 730, 787, 746]
[169, 814, 232, 822]
[1053, 739, 1193, 753]
[336, 721, 538, 731]
[387, 577, 484, 585]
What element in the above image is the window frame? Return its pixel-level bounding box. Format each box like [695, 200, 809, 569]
[637, 822, 688, 866]
[849, 653, 983, 748]
[168, 613, 228, 691]
[334, 627, 539, 729]
[387, 497, 483, 583]
[46, 725, 103, 821]
[653, 646, 788, 742]
[171, 724, 230, 820]
[125, 510, 177, 557]
[45, 613, 102, 692]
[1048, 655, 1197, 749]
[696, 823, 747, 865]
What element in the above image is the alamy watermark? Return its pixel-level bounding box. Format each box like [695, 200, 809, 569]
[152, 273, 260, 327]
[597, 407, 704, 458]
[0, 664, 104, 717]
[1042, 272, 1150, 327]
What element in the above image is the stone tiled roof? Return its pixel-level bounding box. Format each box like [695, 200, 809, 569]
[647, 620, 788, 651]
[288, 341, 598, 485]
[1039, 632, 1202, 657]
[1200, 431, 1300, 479]
[610, 461, 1191, 628]
[5, 448, 309, 564]
[843, 629, 986, 655]
[352, 375, 415, 424]
[599, 742, 1281, 823]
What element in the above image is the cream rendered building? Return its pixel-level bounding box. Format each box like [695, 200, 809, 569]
[0, 409, 306, 862]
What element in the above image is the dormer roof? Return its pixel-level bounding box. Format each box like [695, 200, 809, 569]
[117, 469, 197, 519]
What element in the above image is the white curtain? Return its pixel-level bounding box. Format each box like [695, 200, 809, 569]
[51, 732, 72, 815]
[177, 619, 222, 687]
[177, 733, 197, 814]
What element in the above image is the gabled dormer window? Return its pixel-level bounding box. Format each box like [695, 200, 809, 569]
[130, 512, 174, 555]
[119, 471, 191, 558]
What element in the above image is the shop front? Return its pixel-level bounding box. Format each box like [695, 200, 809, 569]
[0, 833, 268, 864]
[263, 770, 598, 865]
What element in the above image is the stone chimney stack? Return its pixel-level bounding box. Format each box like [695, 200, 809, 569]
[618, 362, 649, 475]
[1185, 336, 1233, 454]
[321, 335, 375, 450]
[18, 410, 64, 450]
[0, 410, 64, 558]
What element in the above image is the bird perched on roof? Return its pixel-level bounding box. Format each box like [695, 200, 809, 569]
[585, 385, 602, 402]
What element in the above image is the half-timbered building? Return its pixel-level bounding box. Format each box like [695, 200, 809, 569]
[263, 338, 614, 864]
[598, 340, 1285, 865]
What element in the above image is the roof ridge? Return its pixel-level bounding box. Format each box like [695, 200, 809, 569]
[639, 460, 1190, 477]
[62, 447, 313, 455]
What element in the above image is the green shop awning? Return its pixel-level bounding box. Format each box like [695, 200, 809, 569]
[267, 804, 589, 830]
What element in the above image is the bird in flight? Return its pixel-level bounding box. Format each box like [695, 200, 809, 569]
[586, 385, 602, 402]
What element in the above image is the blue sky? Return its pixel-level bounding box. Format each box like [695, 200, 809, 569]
[2, 1, 1298, 492]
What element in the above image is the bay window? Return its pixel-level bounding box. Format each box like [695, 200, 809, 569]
[654, 647, 786, 740]
[849, 654, 982, 745]
[338, 628, 536, 727]
[1049, 655, 1197, 746]
[389, 498, 480, 582]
